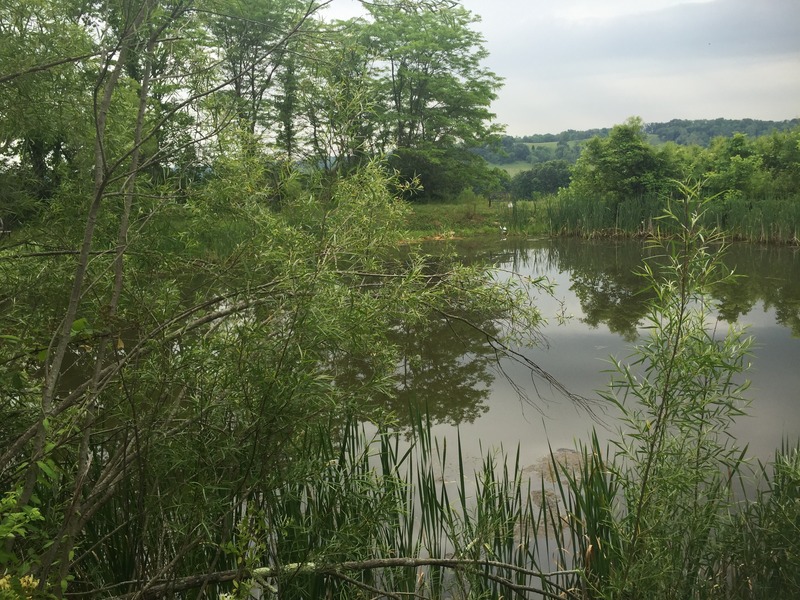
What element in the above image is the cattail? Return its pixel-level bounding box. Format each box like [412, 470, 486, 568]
[585, 542, 594, 569]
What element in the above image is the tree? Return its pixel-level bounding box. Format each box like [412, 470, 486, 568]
[387, 144, 502, 201]
[0, 2, 551, 597]
[594, 184, 753, 598]
[756, 126, 800, 196]
[0, 0, 328, 592]
[205, 0, 315, 146]
[570, 117, 667, 222]
[293, 18, 382, 175]
[363, 0, 500, 150]
[511, 159, 571, 199]
[701, 129, 800, 200]
[0, 0, 95, 217]
[361, 0, 502, 200]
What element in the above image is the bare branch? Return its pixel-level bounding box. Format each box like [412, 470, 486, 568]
[104, 558, 582, 600]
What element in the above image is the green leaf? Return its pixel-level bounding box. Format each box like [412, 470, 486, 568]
[70, 318, 90, 334]
[35, 461, 57, 481]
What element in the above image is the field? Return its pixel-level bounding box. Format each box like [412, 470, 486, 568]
[496, 161, 533, 176]
[402, 197, 506, 238]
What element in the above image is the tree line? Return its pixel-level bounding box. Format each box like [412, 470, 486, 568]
[0, 0, 502, 229]
[500, 117, 800, 237]
[486, 117, 798, 149]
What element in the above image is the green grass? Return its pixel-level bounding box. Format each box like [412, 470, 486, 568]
[402, 197, 506, 239]
[496, 161, 533, 176]
[529, 141, 558, 150]
[403, 198, 552, 240]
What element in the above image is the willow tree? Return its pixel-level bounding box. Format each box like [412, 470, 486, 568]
[204, 0, 320, 146]
[0, 0, 330, 593]
[0, 0, 96, 215]
[0, 1, 551, 598]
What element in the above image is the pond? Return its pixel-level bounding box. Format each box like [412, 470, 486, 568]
[393, 236, 800, 474]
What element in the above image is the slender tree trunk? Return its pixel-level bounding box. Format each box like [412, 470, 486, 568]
[28, 3, 153, 589]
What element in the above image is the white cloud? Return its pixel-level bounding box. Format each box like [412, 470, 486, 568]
[547, 0, 715, 22]
[465, 0, 800, 133]
[321, 0, 800, 134]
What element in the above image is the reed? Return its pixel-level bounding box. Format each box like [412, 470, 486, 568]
[500, 200, 540, 233]
[726, 439, 800, 598]
[546, 187, 800, 244]
[69, 185, 796, 600]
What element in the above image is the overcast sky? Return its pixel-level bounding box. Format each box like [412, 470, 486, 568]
[323, 0, 800, 135]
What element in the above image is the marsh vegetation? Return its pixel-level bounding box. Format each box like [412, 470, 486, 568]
[1, 0, 798, 597]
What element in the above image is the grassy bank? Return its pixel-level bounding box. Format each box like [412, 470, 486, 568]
[404, 190, 800, 245]
[403, 193, 549, 240]
[403, 195, 503, 239]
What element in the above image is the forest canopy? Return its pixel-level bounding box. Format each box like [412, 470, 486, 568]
[0, 0, 503, 221]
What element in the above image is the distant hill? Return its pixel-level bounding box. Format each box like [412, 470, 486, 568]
[520, 118, 799, 147]
[476, 118, 800, 170]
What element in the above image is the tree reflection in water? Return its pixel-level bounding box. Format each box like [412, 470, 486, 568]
[387, 315, 497, 425]
[338, 238, 800, 431]
[500, 238, 800, 339]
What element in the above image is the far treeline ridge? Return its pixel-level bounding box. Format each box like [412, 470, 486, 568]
[475, 117, 800, 165]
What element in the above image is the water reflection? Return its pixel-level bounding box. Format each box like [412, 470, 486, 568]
[715, 244, 800, 335]
[387, 317, 496, 425]
[470, 238, 800, 338]
[389, 238, 800, 464]
[547, 239, 657, 341]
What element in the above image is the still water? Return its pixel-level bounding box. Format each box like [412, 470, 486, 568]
[395, 237, 800, 473]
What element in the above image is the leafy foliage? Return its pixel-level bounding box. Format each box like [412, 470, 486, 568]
[511, 160, 571, 199]
[538, 119, 800, 242]
[0, 0, 516, 594]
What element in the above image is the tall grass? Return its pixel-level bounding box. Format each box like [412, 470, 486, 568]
[706, 195, 800, 243]
[237, 406, 798, 600]
[544, 191, 665, 237]
[730, 439, 800, 598]
[499, 200, 544, 234]
[72, 185, 798, 599]
[201, 183, 798, 599]
[546, 188, 800, 243]
[239, 411, 583, 600]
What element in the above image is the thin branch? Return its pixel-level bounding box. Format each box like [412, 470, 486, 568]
[0, 249, 117, 260]
[103, 558, 582, 599]
[324, 570, 402, 600]
[0, 277, 287, 471]
[0, 51, 103, 84]
[429, 304, 597, 413]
